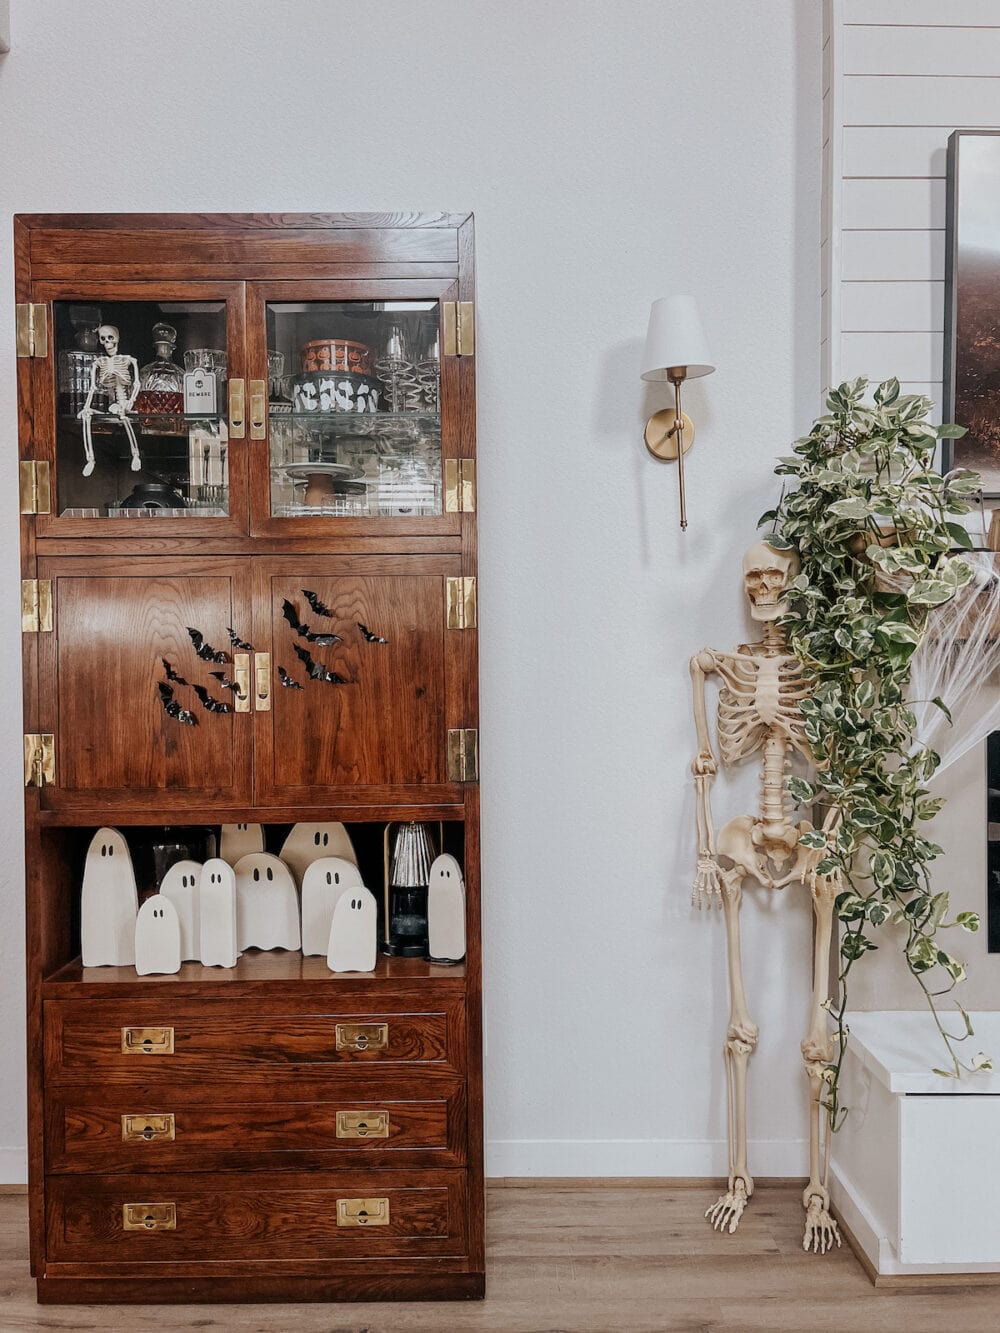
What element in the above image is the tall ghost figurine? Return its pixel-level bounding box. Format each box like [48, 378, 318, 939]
[280, 822, 357, 886]
[160, 860, 201, 962]
[234, 852, 300, 951]
[134, 895, 182, 976]
[301, 856, 364, 956]
[427, 853, 466, 963]
[327, 886, 378, 973]
[81, 828, 139, 967]
[199, 858, 239, 969]
[220, 823, 264, 865]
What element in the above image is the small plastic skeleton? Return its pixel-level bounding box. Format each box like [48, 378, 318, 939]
[78, 324, 141, 476]
[690, 540, 842, 1255]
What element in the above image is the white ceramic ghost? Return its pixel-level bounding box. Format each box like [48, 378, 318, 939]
[199, 858, 239, 968]
[234, 852, 300, 951]
[219, 823, 264, 865]
[160, 860, 201, 962]
[279, 822, 357, 886]
[300, 856, 364, 956]
[134, 894, 182, 976]
[427, 853, 466, 964]
[327, 885, 378, 973]
[81, 828, 139, 967]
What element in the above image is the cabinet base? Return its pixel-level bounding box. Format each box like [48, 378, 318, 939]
[38, 1270, 486, 1305]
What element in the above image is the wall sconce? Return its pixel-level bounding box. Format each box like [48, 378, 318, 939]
[640, 295, 715, 530]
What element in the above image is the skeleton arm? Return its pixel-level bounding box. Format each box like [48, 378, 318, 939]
[124, 356, 141, 412]
[78, 359, 99, 418]
[690, 650, 723, 906]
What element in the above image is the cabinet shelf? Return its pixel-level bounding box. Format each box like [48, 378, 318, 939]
[43, 951, 466, 999]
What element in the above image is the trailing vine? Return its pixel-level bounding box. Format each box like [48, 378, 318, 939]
[762, 376, 992, 1130]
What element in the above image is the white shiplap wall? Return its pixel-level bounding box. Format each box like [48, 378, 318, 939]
[824, 0, 1000, 412]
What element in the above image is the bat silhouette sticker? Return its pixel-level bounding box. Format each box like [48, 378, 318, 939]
[292, 643, 347, 684]
[161, 658, 188, 684]
[281, 599, 342, 646]
[357, 623, 388, 644]
[210, 670, 243, 693]
[278, 666, 304, 690]
[157, 681, 197, 726]
[302, 589, 334, 618]
[187, 628, 230, 663]
[192, 684, 232, 714]
[227, 627, 254, 651]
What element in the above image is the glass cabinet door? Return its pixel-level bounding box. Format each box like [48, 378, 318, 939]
[34, 282, 247, 536]
[247, 282, 463, 535]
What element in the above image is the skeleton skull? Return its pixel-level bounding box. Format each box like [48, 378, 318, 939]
[96, 324, 120, 355]
[742, 540, 800, 621]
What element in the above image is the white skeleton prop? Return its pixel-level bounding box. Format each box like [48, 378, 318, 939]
[690, 540, 842, 1255]
[78, 324, 141, 476]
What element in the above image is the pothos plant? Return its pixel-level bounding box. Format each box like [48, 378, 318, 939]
[762, 375, 992, 1131]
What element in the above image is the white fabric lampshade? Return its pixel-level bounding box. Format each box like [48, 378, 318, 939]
[640, 295, 715, 381]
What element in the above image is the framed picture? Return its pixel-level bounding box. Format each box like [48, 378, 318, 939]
[944, 130, 1000, 494]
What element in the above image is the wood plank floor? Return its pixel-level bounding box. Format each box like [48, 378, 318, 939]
[3, 1182, 999, 1331]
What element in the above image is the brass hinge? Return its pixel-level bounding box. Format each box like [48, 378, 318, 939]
[442, 300, 475, 357]
[15, 303, 48, 358]
[444, 458, 477, 513]
[19, 461, 51, 515]
[447, 728, 479, 783]
[21, 579, 53, 633]
[446, 575, 477, 630]
[23, 733, 55, 788]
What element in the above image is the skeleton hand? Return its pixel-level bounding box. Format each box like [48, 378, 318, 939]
[803, 1192, 841, 1254]
[78, 406, 94, 420]
[706, 1178, 749, 1233]
[692, 854, 723, 909]
[108, 402, 125, 417]
[692, 750, 717, 777]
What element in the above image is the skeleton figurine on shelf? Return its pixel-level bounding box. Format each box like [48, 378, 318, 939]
[689, 540, 842, 1255]
[77, 324, 141, 476]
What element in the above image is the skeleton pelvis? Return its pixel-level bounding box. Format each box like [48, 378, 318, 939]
[717, 815, 801, 886]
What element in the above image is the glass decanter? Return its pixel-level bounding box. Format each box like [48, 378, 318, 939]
[139, 322, 184, 392]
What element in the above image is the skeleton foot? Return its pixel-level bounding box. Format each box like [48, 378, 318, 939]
[82, 458, 95, 477]
[803, 1194, 841, 1254]
[706, 1179, 749, 1233]
[130, 454, 142, 471]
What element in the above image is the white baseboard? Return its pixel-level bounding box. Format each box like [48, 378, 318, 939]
[485, 1137, 809, 1178]
[0, 1147, 27, 1186]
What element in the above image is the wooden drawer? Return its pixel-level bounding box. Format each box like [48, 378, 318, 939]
[46, 1082, 466, 1172]
[45, 997, 465, 1083]
[46, 1170, 469, 1269]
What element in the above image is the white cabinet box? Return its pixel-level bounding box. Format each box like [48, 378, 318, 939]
[831, 1011, 1000, 1276]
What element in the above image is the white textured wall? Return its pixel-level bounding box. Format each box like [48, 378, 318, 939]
[0, 0, 821, 1182]
[823, 0, 1000, 1012]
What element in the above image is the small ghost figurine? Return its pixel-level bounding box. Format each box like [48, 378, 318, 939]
[134, 895, 182, 976]
[301, 856, 364, 956]
[327, 886, 378, 973]
[427, 853, 466, 964]
[160, 860, 201, 962]
[220, 823, 264, 865]
[280, 822, 357, 887]
[199, 858, 239, 969]
[81, 828, 138, 967]
[234, 852, 300, 951]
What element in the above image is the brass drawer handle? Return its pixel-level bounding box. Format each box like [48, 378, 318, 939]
[121, 1027, 174, 1055]
[228, 377, 245, 438]
[254, 651, 271, 711]
[335, 1022, 388, 1053]
[336, 1109, 389, 1139]
[121, 1113, 175, 1143]
[122, 1202, 176, 1232]
[336, 1196, 389, 1227]
[233, 653, 251, 713]
[249, 378, 267, 439]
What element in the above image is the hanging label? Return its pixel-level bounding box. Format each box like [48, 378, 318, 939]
[184, 367, 218, 416]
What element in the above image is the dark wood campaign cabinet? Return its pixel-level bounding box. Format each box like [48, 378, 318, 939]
[15, 213, 483, 1304]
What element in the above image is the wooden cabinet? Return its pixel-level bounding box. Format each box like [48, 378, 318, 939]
[16, 214, 483, 1306]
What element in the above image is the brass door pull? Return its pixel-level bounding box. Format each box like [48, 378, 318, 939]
[233, 653, 251, 712]
[122, 1202, 176, 1231]
[335, 1022, 388, 1053]
[228, 378, 246, 438]
[254, 652, 271, 711]
[336, 1109, 390, 1139]
[121, 1027, 174, 1055]
[336, 1197, 389, 1227]
[249, 378, 267, 439]
[121, 1113, 175, 1143]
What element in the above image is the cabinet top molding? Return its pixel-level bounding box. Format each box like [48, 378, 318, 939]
[14, 212, 473, 232]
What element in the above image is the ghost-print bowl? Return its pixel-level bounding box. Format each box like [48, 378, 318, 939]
[291, 371, 381, 415]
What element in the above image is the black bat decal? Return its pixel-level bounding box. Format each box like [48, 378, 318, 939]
[186, 627, 230, 663]
[157, 681, 197, 726]
[293, 642, 347, 684]
[227, 627, 254, 651]
[161, 657, 188, 684]
[357, 623, 388, 644]
[278, 666, 304, 690]
[281, 598, 342, 646]
[302, 589, 334, 618]
[192, 683, 232, 714]
[210, 670, 243, 693]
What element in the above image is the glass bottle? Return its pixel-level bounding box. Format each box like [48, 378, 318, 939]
[139, 322, 184, 393]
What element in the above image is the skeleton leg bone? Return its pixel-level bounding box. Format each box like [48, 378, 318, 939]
[120, 412, 142, 472]
[81, 412, 95, 477]
[801, 871, 842, 1254]
[706, 863, 759, 1233]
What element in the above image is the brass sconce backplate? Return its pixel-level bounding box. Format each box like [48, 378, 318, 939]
[644, 408, 695, 462]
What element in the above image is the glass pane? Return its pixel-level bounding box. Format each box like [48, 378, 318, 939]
[267, 300, 441, 519]
[54, 300, 229, 519]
